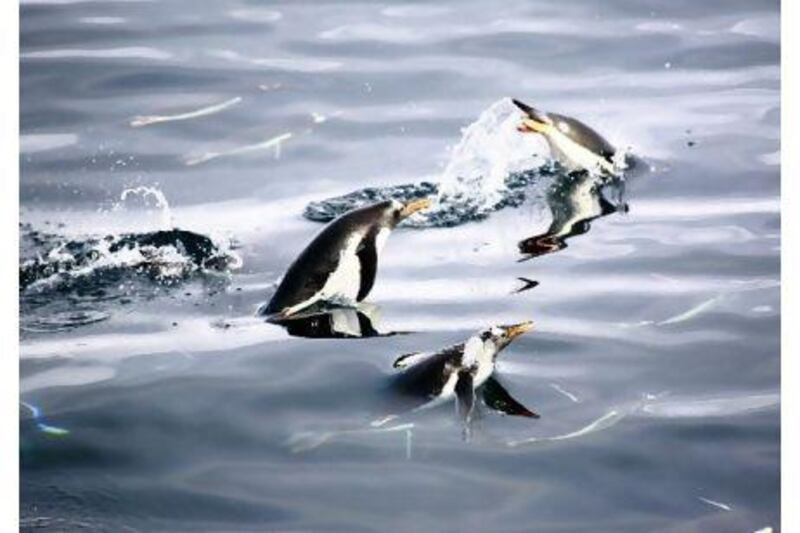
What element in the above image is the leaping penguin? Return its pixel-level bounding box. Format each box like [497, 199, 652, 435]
[512, 99, 619, 175]
[261, 198, 431, 317]
[389, 321, 538, 423]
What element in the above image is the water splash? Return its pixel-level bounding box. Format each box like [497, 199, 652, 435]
[305, 98, 641, 228]
[436, 98, 545, 210]
[19, 226, 241, 332]
[114, 186, 174, 230]
[20, 185, 244, 332]
[305, 98, 577, 227]
[20, 228, 241, 293]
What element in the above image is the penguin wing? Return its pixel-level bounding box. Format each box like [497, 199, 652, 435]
[355, 228, 379, 301]
[455, 370, 475, 422]
[482, 377, 539, 418]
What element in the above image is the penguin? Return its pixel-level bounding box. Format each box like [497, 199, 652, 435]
[518, 170, 627, 259]
[389, 322, 538, 422]
[261, 198, 431, 317]
[512, 99, 619, 175]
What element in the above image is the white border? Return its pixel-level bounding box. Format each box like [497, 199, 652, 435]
[1, 1, 20, 530]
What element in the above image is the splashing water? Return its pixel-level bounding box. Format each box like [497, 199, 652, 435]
[435, 98, 545, 212]
[114, 185, 174, 230]
[305, 98, 563, 227]
[20, 228, 241, 293]
[19, 186, 242, 332]
[19, 226, 241, 332]
[305, 98, 639, 227]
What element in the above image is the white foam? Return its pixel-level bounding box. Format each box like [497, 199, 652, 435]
[550, 383, 581, 403]
[79, 17, 126, 25]
[633, 197, 779, 219]
[641, 393, 779, 418]
[657, 295, 722, 325]
[318, 24, 421, 43]
[508, 409, 626, 447]
[130, 96, 242, 127]
[381, 5, 449, 17]
[434, 98, 544, 212]
[22, 47, 172, 61]
[185, 132, 292, 166]
[227, 9, 282, 23]
[22, 365, 116, 393]
[20, 133, 78, 154]
[20, 317, 288, 361]
[730, 15, 779, 41]
[759, 150, 780, 166]
[698, 497, 732, 511]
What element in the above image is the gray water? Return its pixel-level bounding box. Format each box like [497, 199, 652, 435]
[20, 0, 780, 531]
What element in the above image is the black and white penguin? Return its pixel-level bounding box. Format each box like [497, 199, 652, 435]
[512, 99, 618, 175]
[261, 198, 431, 317]
[390, 322, 538, 421]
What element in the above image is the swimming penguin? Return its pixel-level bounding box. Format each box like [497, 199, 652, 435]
[512, 99, 619, 175]
[390, 322, 538, 422]
[261, 198, 431, 317]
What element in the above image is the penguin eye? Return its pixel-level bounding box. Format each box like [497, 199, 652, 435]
[558, 122, 570, 133]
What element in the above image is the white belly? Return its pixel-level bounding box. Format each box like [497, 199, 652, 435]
[548, 130, 614, 174]
[319, 235, 362, 304]
[472, 363, 494, 388]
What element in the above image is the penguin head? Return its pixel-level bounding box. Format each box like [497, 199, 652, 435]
[512, 99, 554, 136]
[513, 98, 618, 168]
[477, 321, 534, 358]
[370, 198, 432, 228]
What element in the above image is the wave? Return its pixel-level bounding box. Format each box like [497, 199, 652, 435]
[20, 187, 242, 332]
[20, 228, 240, 292]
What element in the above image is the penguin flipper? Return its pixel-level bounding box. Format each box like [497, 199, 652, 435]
[455, 371, 475, 422]
[482, 377, 539, 418]
[356, 230, 379, 301]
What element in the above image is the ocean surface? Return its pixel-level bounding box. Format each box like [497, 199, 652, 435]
[20, 0, 780, 531]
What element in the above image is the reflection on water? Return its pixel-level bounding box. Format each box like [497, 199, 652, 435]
[512, 276, 539, 294]
[267, 302, 399, 339]
[519, 171, 627, 259]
